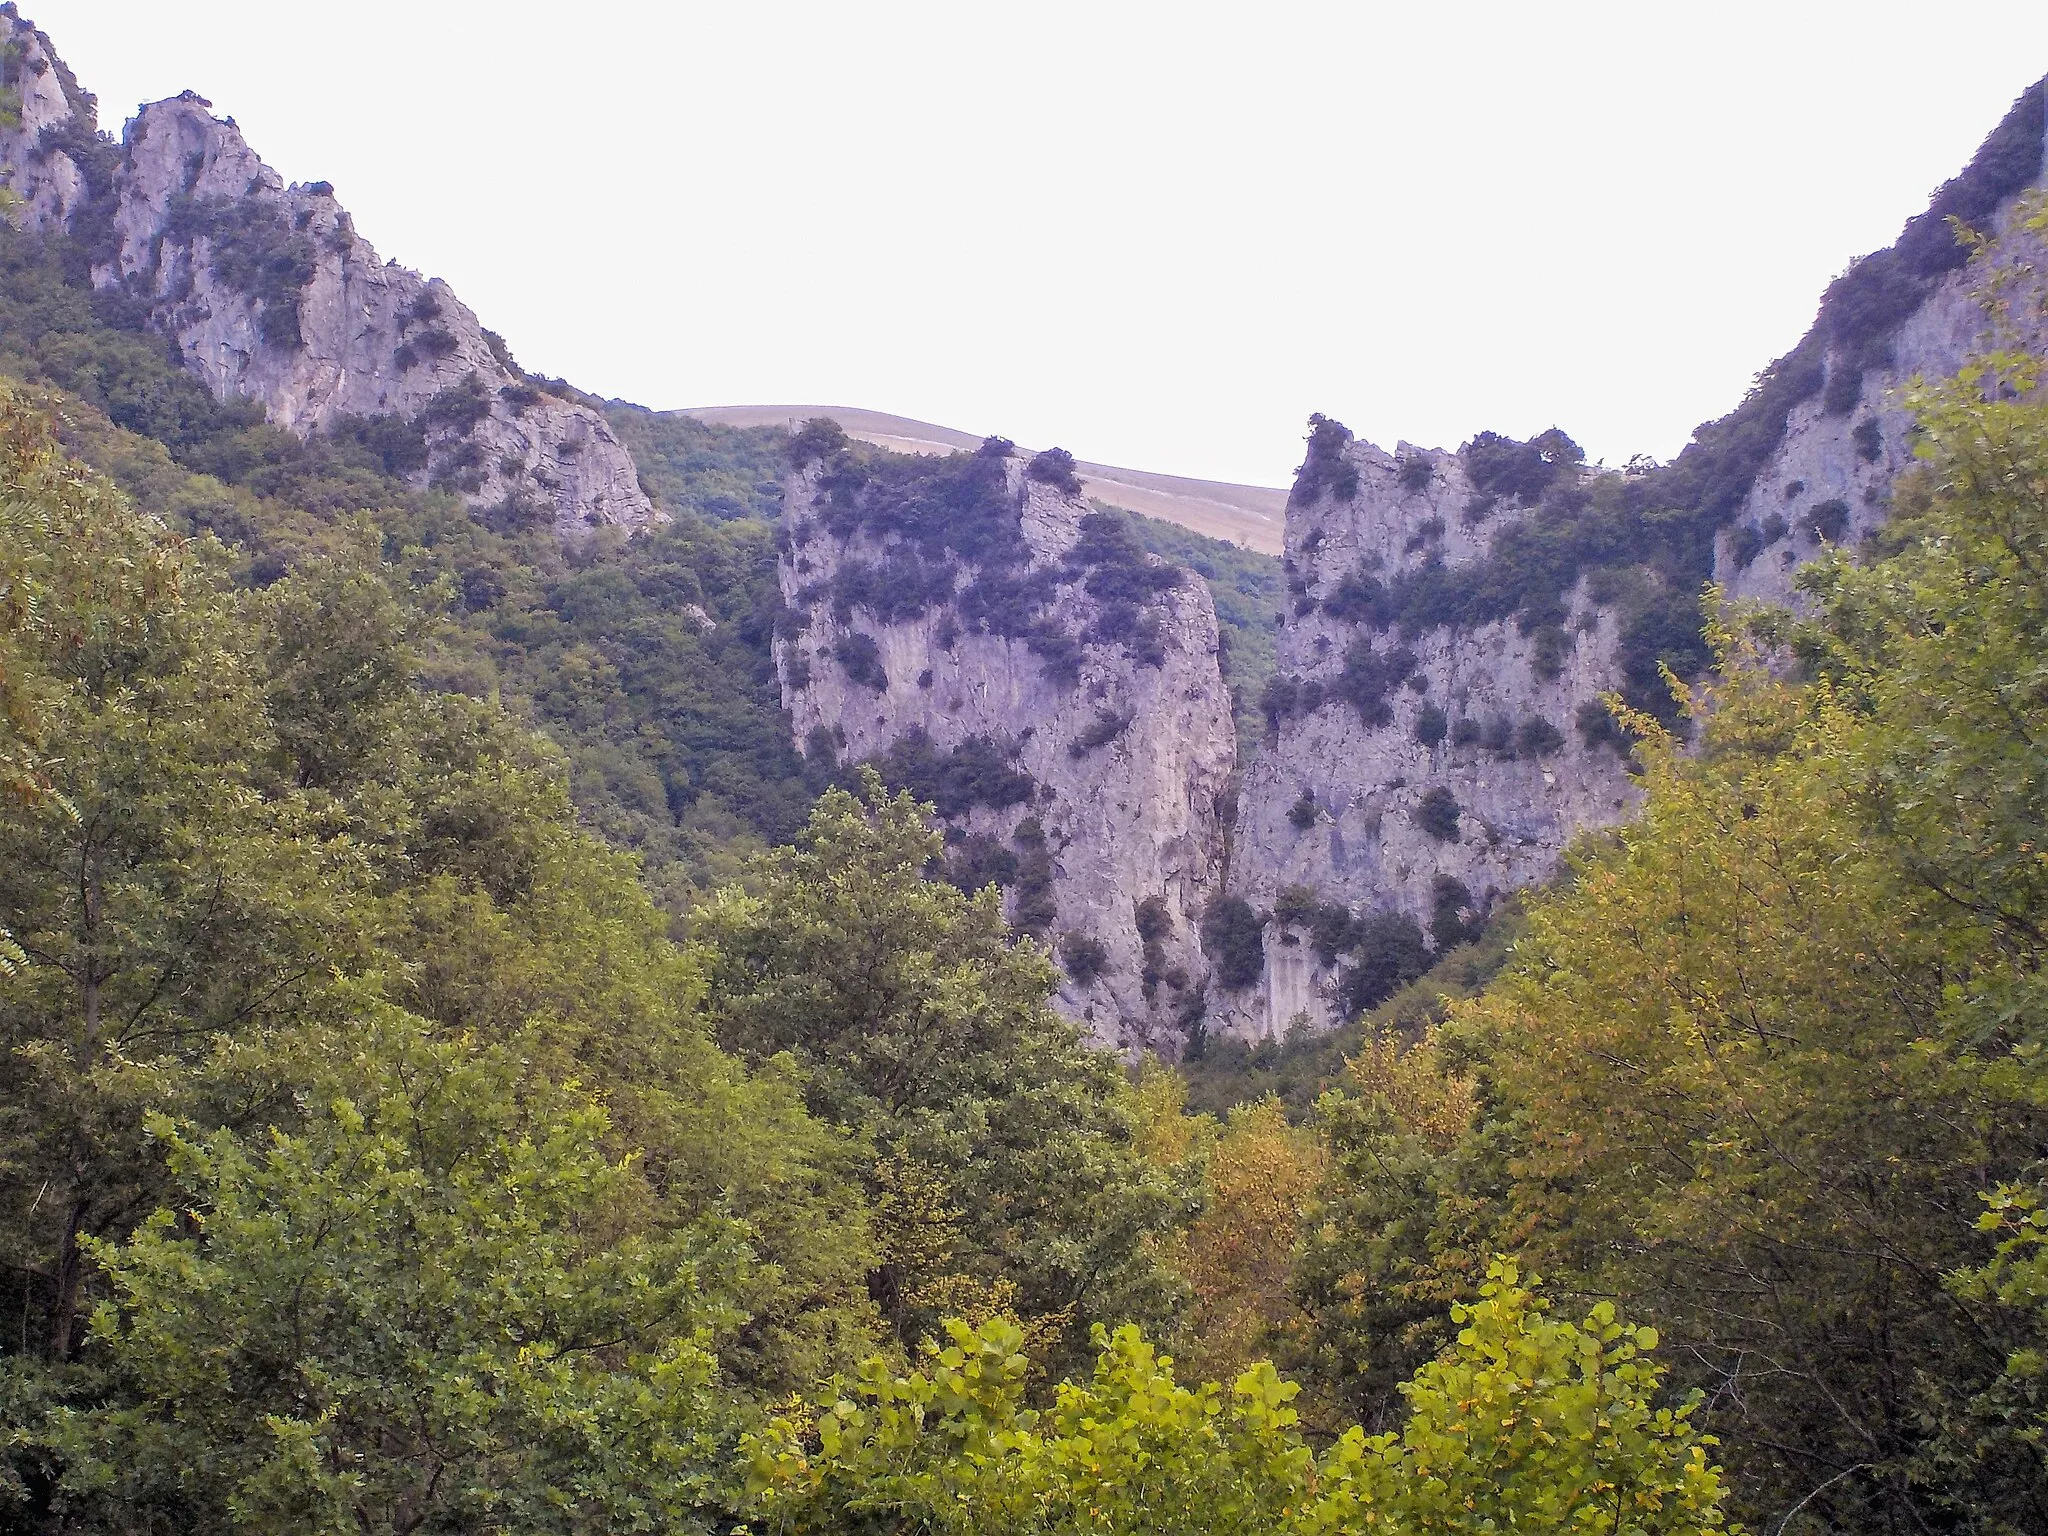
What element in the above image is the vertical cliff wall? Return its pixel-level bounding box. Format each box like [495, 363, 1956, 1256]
[777, 434, 1236, 1049]
[1220, 431, 1639, 1038]
[0, 6, 652, 539]
[1218, 77, 2047, 1041]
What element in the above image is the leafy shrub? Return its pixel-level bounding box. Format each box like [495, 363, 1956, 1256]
[1515, 716, 1565, 757]
[870, 728, 1035, 817]
[1805, 498, 1851, 542]
[1414, 702, 1448, 747]
[419, 374, 492, 436]
[1430, 874, 1480, 950]
[1478, 714, 1515, 754]
[1450, 716, 1482, 748]
[833, 633, 888, 690]
[943, 833, 1020, 895]
[1822, 361, 1865, 416]
[1202, 896, 1266, 990]
[1728, 522, 1765, 570]
[1761, 511, 1789, 545]
[1415, 786, 1461, 841]
[789, 416, 849, 465]
[1575, 697, 1630, 754]
[829, 546, 958, 625]
[498, 382, 542, 412]
[1337, 909, 1430, 1016]
[1009, 818, 1057, 936]
[1853, 417, 1883, 462]
[1322, 563, 1390, 625]
[1336, 639, 1417, 727]
[1290, 413, 1360, 506]
[1463, 428, 1583, 504]
[1287, 793, 1318, 830]
[1069, 706, 1135, 758]
[1397, 453, 1434, 493]
[1462, 492, 1496, 525]
[1134, 893, 1172, 997]
[1025, 446, 1083, 495]
[1057, 929, 1110, 985]
[1530, 624, 1571, 680]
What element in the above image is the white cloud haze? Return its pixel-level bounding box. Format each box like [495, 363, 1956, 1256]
[28, 1, 2048, 486]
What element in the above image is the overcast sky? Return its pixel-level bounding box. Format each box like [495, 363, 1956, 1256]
[28, 2, 2048, 487]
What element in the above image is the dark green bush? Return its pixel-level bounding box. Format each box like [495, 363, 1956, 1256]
[1805, 498, 1851, 542]
[420, 374, 491, 435]
[1761, 511, 1789, 545]
[1010, 818, 1057, 936]
[1515, 716, 1565, 757]
[870, 728, 1035, 817]
[1397, 454, 1434, 493]
[1530, 624, 1571, 680]
[1852, 417, 1883, 462]
[1430, 874, 1480, 950]
[1337, 910, 1429, 1016]
[1288, 793, 1318, 830]
[1575, 697, 1630, 754]
[1025, 446, 1083, 495]
[1415, 786, 1460, 841]
[1290, 413, 1360, 507]
[1414, 702, 1448, 747]
[1450, 716, 1482, 748]
[1057, 929, 1110, 985]
[1068, 707, 1135, 758]
[1336, 639, 1417, 727]
[1729, 523, 1766, 570]
[833, 633, 887, 690]
[943, 833, 1019, 895]
[1201, 895, 1266, 990]
[1462, 428, 1582, 504]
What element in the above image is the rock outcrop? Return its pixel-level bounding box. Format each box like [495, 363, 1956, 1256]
[777, 436, 1236, 1049]
[1220, 433, 1638, 1038]
[1219, 77, 2047, 1040]
[0, 6, 652, 539]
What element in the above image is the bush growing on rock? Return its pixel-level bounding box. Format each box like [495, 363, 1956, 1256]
[1415, 786, 1461, 841]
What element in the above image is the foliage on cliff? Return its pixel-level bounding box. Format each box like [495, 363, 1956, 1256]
[0, 225, 812, 906]
[1277, 327, 2048, 1528]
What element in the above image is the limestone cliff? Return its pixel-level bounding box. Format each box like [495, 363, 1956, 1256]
[1219, 77, 2047, 1040]
[1220, 430, 1638, 1038]
[0, 6, 652, 538]
[777, 434, 1236, 1049]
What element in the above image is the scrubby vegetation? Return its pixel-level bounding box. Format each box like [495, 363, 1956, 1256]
[4, 71, 2046, 1530]
[795, 433, 1191, 688]
[0, 225, 817, 909]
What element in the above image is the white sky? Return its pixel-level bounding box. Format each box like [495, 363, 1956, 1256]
[26, 2, 2048, 488]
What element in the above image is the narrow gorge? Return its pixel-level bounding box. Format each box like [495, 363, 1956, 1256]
[5, 0, 2043, 1051]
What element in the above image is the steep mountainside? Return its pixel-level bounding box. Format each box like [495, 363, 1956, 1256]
[777, 430, 1235, 1048]
[1217, 79, 2048, 1039]
[0, 5, 651, 539]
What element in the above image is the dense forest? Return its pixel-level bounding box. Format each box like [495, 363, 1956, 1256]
[3, 76, 2048, 1529]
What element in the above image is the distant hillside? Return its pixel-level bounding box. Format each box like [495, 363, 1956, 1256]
[682, 405, 1287, 554]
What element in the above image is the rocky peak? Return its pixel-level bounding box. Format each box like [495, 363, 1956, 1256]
[776, 434, 1237, 1050]
[0, 8, 654, 540]
[1220, 422, 1639, 1038]
[0, 2, 98, 229]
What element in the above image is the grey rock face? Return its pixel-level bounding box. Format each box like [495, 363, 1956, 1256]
[1713, 199, 2048, 605]
[1220, 442, 1638, 1038]
[0, 10, 652, 540]
[0, 6, 92, 229]
[778, 459, 1236, 1050]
